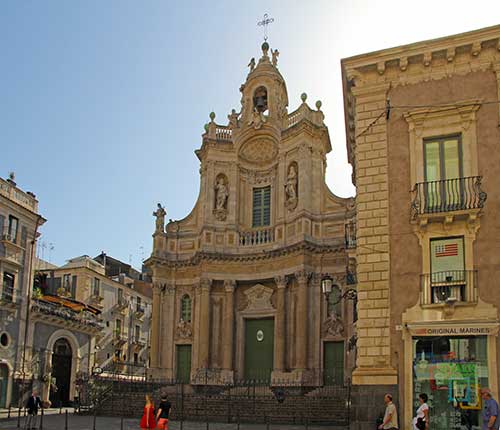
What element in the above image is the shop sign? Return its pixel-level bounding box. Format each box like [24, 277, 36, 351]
[413, 326, 494, 336]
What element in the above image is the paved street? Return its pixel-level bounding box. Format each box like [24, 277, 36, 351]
[0, 413, 339, 430]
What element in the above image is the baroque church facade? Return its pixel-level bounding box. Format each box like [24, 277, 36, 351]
[146, 42, 356, 386]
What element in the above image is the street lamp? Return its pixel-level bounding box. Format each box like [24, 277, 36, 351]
[321, 274, 357, 305]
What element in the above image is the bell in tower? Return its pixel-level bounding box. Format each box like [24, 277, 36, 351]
[253, 86, 268, 113]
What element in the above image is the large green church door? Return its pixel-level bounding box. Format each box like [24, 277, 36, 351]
[324, 341, 344, 385]
[176, 345, 192, 383]
[244, 318, 274, 382]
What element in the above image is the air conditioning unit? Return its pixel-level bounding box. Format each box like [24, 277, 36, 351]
[432, 285, 462, 303]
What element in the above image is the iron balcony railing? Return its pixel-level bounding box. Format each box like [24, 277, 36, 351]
[0, 285, 14, 303]
[420, 270, 477, 305]
[411, 176, 486, 218]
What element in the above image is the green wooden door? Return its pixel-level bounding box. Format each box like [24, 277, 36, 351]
[324, 341, 344, 385]
[244, 318, 274, 382]
[0, 364, 8, 408]
[176, 345, 192, 383]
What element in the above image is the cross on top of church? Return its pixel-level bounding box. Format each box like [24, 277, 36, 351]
[257, 13, 274, 41]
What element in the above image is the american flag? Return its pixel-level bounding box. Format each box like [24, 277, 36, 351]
[435, 243, 459, 257]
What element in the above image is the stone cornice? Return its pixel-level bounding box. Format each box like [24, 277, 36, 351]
[147, 239, 346, 268]
[342, 25, 500, 79]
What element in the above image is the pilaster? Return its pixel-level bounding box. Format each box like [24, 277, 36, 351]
[294, 270, 310, 369]
[198, 278, 212, 369]
[222, 280, 236, 371]
[274, 275, 287, 371]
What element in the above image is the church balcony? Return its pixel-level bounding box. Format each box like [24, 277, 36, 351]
[411, 176, 486, 225]
[239, 227, 274, 246]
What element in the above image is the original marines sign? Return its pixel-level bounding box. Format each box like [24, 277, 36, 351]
[409, 324, 499, 336]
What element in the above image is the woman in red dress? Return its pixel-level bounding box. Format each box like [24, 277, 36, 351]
[139, 395, 156, 429]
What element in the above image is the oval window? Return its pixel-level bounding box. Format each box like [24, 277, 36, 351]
[0, 333, 8, 347]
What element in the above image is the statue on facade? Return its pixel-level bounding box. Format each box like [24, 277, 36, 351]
[285, 164, 298, 211]
[271, 48, 280, 67]
[214, 177, 228, 221]
[248, 108, 266, 129]
[323, 310, 345, 337]
[248, 57, 256, 73]
[153, 203, 166, 233]
[228, 109, 239, 129]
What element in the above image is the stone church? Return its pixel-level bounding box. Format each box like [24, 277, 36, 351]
[146, 42, 356, 386]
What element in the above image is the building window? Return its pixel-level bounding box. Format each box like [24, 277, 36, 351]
[136, 296, 142, 312]
[7, 216, 18, 242]
[429, 236, 465, 303]
[115, 319, 122, 336]
[135, 325, 140, 341]
[71, 275, 77, 298]
[252, 186, 271, 227]
[2, 273, 15, 302]
[327, 285, 342, 316]
[117, 288, 124, 304]
[181, 294, 192, 322]
[133, 353, 138, 364]
[93, 278, 100, 297]
[424, 135, 463, 209]
[63, 274, 71, 290]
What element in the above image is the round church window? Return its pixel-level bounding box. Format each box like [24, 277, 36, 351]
[256, 330, 264, 342]
[0, 333, 9, 347]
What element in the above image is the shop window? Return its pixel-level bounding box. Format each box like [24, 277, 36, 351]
[252, 186, 271, 227]
[181, 294, 192, 322]
[413, 336, 487, 429]
[429, 237, 465, 303]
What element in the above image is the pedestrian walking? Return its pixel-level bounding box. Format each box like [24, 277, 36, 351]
[24, 391, 43, 430]
[139, 394, 156, 429]
[156, 393, 172, 430]
[481, 388, 499, 430]
[378, 393, 398, 430]
[412, 393, 429, 430]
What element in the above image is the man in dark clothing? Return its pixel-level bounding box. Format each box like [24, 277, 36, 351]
[25, 391, 43, 430]
[156, 394, 172, 430]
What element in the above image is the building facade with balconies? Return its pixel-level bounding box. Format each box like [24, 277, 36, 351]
[145, 42, 356, 386]
[342, 25, 500, 429]
[0, 174, 45, 408]
[36, 254, 152, 380]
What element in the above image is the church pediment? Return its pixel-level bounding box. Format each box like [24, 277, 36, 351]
[243, 284, 274, 311]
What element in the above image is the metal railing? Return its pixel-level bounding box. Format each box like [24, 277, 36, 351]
[31, 298, 104, 329]
[411, 176, 487, 217]
[345, 221, 356, 249]
[420, 270, 478, 304]
[1, 284, 15, 303]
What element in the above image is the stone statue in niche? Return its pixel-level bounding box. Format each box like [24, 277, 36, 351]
[214, 176, 229, 221]
[285, 164, 298, 211]
[323, 310, 345, 337]
[153, 203, 166, 233]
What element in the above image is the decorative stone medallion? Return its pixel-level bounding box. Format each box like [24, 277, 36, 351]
[239, 139, 278, 165]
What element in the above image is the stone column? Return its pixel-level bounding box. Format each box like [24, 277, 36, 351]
[160, 284, 176, 377]
[295, 270, 310, 369]
[222, 280, 236, 370]
[198, 278, 212, 368]
[150, 282, 162, 369]
[274, 275, 287, 371]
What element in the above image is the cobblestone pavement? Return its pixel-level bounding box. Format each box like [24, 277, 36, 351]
[0, 413, 338, 430]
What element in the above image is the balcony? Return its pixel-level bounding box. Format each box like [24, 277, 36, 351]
[420, 270, 478, 305]
[411, 176, 486, 222]
[111, 297, 129, 314]
[0, 286, 20, 310]
[112, 331, 127, 347]
[88, 293, 104, 309]
[132, 336, 146, 350]
[134, 304, 145, 319]
[239, 227, 274, 246]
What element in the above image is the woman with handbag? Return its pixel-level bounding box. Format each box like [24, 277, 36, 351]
[412, 393, 429, 430]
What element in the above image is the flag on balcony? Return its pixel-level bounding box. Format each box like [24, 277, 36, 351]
[435, 243, 459, 257]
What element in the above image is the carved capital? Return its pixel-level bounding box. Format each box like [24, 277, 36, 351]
[200, 278, 212, 292]
[274, 275, 288, 289]
[223, 279, 236, 293]
[164, 284, 176, 295]
[294, 270, 311, 285]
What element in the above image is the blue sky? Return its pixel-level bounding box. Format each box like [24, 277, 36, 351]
[2, 0, 499, 268]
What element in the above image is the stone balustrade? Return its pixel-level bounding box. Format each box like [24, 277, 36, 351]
[239, 227, 274, 246]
